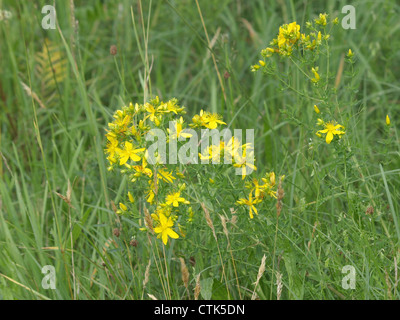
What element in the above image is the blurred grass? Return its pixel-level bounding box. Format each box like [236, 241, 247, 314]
[0, 0, 399, 299]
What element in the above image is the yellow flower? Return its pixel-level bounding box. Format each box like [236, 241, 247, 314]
[146, 189, 155, 204]
[261, 172, 278, 199]
[160, 99, 184, 114]
[276, 21, 301, 55]
[347, 49, 354, 58]
[224, 137, 250, 161]
[203, 113, 226, 130]
[119, 202, 128, 211]
[233, 147, 257, 179]
[132, 157, 152, 180]
[128, 192, 135, 203]
[190, 110, 209, 128]
[316, 121, 346, 144]
[386, 114, 390, 126]
[311, 67, 320, 83]
[251, 64, 260, 72]
[261, 47, 276, 58]
[154, 213, 179, 245]
[105, 136, 120, 158]
[268, 172, 276, 186]
[236, 192, 261, 219]
[190, 110, 226, 129]
[114, 114, 131, 128]
[145, 103, 161, 125]
[315, 13, 327, 26]
[157, 168, 176, 184]
[314, 105, 320, 114]
[199, 143, 223, 163]
[165, 191, 189, 207]
[248, 178, 263, 198]
[119, 142, 145, 165]
[259, 60, 266, 67]
[167, 117, 192, 139]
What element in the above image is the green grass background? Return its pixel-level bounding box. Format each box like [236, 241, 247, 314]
[0, 0, 399, 300]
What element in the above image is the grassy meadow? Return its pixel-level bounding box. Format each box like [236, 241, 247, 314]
[0, 0, 399, 300]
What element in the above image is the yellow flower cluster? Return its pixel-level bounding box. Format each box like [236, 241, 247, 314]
[237, 172, 282, 219]
[190, 110, 226, 129]
[105, 97, 194, 245]
[252, 14, 335, 70]
[105, 97, 263, 245]
[198, 137, 257, 179]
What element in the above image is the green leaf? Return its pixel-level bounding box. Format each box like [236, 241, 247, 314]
[211, 279, 229, 300]
[200, 277, 213, 300]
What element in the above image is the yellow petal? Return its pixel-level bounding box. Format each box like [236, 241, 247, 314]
[154, 227, 163, 234]
[167, 228, 179, 239]
[162, 232, 169, 245]
[326, 131, 334, 144]
[130, 154, 141, 162]
[120, 156, 129, 165]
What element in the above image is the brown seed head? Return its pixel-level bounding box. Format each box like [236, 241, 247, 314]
[113, 228, 120, 237]
[110, 45, 117, 56]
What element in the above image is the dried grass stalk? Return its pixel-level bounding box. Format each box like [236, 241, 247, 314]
[251, 254, 266, 300]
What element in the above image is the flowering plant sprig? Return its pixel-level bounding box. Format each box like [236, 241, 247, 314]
[252, 14, 352, 147]
[105, 97, 283, 245]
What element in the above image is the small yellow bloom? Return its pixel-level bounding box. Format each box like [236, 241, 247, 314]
[113, 114, 131, 128]
[262, 47, 276, 57]
[165, 191, 189, 207]
[167, 117, 193, 139]
[132, 158, 152, 180]
[158, 169, 176, 184]
[128, 192, 135, 203]
[386, 114, 391, 126]
[204, 113, 226, 130]
[316, 121, 346, 144]
[146, 189, 155, 204]
[259, 60, 266, 67]
[311, 67, 320, 83]
[199, 144, 223, 163]
[260, 172, 278, 199]
[154, 213, 179, 245]
[233, 148, 257, 179]
[105, 136, 120, 159]
[236, 192, 261, 219]
[315, 13, 327, 26]
[119, 142, 145, 165]
[119, 202, 128, 211]
[314, 105, 320, 114]
[347, 49, 354, 58]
